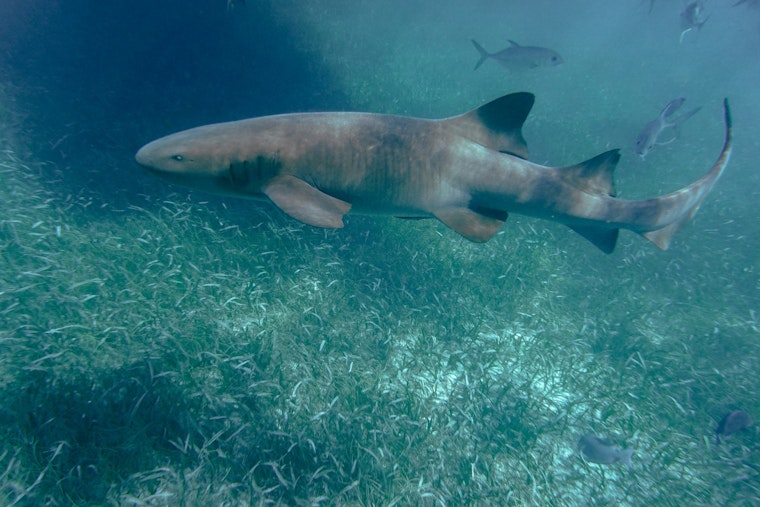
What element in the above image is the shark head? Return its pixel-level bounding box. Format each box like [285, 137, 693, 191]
[136, 124, 230, 181]
[136, 121, 283, 196]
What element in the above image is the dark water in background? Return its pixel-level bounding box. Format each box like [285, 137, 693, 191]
[1, 0, 759, 505]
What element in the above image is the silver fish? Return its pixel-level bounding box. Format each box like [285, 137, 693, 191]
[471, 40, 563, 71]
[578, 434, 634, 467]
[634, 98, 701, 159]
[680, 2, 708, 43]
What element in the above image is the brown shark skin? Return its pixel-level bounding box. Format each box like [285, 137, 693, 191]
[139, 114, 485, 215]
[136, 93, 731, 252]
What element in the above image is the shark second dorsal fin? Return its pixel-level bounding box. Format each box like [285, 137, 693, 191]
[444, 92, 534, 160]
[559, 149, 620, 197]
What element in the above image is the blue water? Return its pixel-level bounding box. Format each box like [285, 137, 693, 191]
[1, 1, 758, 505]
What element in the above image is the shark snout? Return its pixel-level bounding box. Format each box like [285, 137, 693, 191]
[135, 143, 158, 170]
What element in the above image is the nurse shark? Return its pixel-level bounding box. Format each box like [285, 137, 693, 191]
[135, 92, 731, 253]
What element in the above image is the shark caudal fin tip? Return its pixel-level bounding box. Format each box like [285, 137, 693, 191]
[723, 98, 732, 129]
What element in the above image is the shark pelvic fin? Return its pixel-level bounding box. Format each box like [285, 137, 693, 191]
[263, 175, 351, 228]
[434, 207, 507, 242]
[560, 149, 620, 197]
[446, 92, 534, 159]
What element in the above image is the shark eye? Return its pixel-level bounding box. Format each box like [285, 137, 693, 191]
[171, 154, 184, 161]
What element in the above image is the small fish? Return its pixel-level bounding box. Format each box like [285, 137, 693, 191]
[680, 2, 708, 43]
[716, 410, 753, 444]
[471, 39, 563, 71]
[634, 98, 701, 159]
[578, 434, 634, 468]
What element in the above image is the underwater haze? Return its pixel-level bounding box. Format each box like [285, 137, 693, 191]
[1, 0, 759, 505]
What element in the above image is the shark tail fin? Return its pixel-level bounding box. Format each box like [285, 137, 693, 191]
[643, 99, 732, 250]
[560, 150, 621, 253]
[445, 92, 534, 160]
[471, 40, 490, 70]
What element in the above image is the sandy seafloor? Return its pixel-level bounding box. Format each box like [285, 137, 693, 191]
[1, 1, 759, 505]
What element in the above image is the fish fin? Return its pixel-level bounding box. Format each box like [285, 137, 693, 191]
[568, 225, 619, 254]
[662, 97, 686, 118]
[445, 92, 534, 159]
[471, 40, 490, 70]
[560, 150, 621, 252]
[673, 106, 701, 125]
[559, 149, 620, 197]
[656, 135, 678, 146]
[263, 175, 351, 228]
[508, 39, 521, 47]
[642, 220, 684, 250]
[434, 207, 506, 242]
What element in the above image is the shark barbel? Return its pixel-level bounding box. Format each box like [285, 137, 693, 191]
[136, 92, 731, 253]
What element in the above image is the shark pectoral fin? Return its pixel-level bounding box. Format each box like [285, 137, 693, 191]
[433, 207, 506, 243]
[568, 225, 619, 254]
[263, 175, 351, 228]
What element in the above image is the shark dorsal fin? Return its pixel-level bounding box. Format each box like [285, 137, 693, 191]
[559, 149, 620, 197]
[444, 92, 534, 160]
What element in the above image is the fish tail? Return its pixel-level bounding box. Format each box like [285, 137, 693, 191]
[621, 448, 634, 469]
[642, 99, 732, 249]
[471, 40, 490, 70]
[673, 106, 701, 126]
[662, 97, 686, 119]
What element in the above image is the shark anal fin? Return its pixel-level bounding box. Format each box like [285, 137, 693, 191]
[569, 225, 619, 254]
[263, 175, 351, 228]
[434, 207, 506, 243]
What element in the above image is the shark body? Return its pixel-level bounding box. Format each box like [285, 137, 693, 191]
[135, 92, 731, 253]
